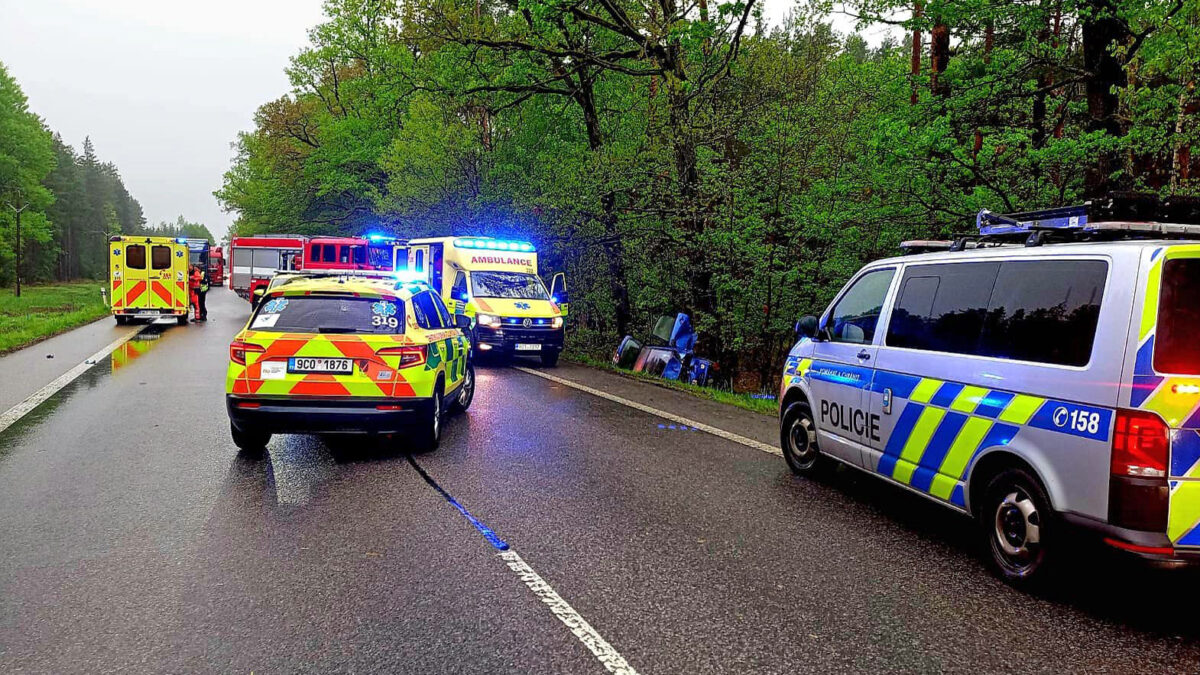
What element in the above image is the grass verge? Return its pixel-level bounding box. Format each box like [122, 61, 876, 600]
[0, 282, 111, 354]
[565, 352, 779, 416]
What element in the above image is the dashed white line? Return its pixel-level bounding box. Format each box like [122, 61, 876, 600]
[499, 549, 639, 675]
[513, 366, 781, 456]
[0, 325, 145, 435]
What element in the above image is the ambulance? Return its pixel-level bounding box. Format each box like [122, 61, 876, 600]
[399, 237, 568, 366]
[778, 194, 1200, 587]
[108, 235, 190, 325]
[225, 271, 473, 451]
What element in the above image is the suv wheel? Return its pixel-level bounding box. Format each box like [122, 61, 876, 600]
[414, 383, 443, 451]
[980, 467, 1056, 587]
[450, 364, 475, 413]
[780, 401, 829, 476]
[231, 423, 270, 455]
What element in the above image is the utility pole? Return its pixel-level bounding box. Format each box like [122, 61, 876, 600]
[3, 187, 28, 298]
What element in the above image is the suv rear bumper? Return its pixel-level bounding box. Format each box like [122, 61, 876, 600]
[227, 395, 433, 435]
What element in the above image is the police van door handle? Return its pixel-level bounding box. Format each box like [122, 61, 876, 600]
[857, 350, 871, 361]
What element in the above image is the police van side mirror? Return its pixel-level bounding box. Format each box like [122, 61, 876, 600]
[795, 315, 820, 341]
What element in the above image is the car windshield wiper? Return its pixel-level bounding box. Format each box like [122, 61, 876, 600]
[317, 326, 357, 334]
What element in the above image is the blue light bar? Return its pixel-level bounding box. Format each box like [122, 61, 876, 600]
[976, 205, 1090, 236]
[453, 238, 536, 252]
[367, 233, 388, 242]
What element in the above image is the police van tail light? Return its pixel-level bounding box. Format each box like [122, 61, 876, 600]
[1109, 408, 1169, 533]
[230, 341, 265, 365]
[1111, 409, 1169, 478]
[377, 345, 426, 369]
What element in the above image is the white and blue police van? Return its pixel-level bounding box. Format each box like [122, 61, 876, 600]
[779, 194, 1200, 586]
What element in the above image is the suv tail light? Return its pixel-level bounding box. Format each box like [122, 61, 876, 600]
[1112, 409, 1169, 477]
[1109, 408, 1170, 532]
[377, 345, 426, 369]
[230, 340, 265, 365]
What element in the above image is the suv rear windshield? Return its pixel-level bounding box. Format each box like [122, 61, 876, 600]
[1155, 258, 1200, 374]
[249, 296, 404, 334]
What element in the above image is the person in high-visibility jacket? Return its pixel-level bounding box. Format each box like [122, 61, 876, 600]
[188, 265, 204, 322]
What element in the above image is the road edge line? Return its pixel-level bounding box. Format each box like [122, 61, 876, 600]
[0, 325, 146, 435]
[499, 549, 640, 675]
[513, 366, 781, 457]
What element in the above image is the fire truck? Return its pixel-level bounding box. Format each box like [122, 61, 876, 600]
[297, 236, 398, 272]
[209, 246, 226, 286]
[229, 235, 305, 302]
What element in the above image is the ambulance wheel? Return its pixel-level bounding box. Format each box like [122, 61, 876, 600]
[115, 315, 129, 326]
[176, 314, 188, 326]
[231, 423, 270, 455]
[780, 401, 829, 476]
[980, 467, 1057, 587]
[413, 382, 443, 451]
[450, 364, 475, 414]
[540, 350, 560, 367]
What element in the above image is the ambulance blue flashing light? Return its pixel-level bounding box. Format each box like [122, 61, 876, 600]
[453, 238, 535, 253]
[391, 270, 429, 285]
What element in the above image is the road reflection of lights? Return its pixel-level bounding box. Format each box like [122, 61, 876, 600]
[268, 436, 339, 506]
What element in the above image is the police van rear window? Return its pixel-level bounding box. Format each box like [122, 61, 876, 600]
[250, 296, 404, 334]
[886, 259, 1106, 366]
[1155, 258, 1200, 374]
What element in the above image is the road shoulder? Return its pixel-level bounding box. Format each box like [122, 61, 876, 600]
[0, 315, 140, 414]
[513, 362, 778, 449]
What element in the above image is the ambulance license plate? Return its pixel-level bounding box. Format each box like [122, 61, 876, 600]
[515, 343, 541, 351]
[288, 357, 353, 374]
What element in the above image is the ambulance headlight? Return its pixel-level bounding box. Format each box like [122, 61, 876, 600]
[477, 313, 500, 327]
[551, 316, 563, 329]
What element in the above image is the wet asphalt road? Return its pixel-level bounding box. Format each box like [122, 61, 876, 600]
[3, 289, 1200, 674]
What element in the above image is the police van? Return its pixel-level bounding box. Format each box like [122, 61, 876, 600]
[397, 236, 568, 366]
[779, 195, 1200, 585]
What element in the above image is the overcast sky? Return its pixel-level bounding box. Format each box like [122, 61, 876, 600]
[0, 0, 874, 243]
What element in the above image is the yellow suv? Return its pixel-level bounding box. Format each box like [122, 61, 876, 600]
[225, 273, 473, 451]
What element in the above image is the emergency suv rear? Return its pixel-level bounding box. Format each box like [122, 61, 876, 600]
[225, 274, 474, 451]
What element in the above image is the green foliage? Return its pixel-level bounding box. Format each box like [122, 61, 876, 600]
[0, 281, 109, 353]
[217, 0, 1200, 390]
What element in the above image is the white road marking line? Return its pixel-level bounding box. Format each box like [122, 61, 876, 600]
[514, 366, 781, 456]
[499, 549, 640, 675]
[0, 326, 145, 435]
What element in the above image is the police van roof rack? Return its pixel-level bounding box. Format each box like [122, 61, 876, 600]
[899, 238, 1005, 255]
[976, 192, 1200, 246]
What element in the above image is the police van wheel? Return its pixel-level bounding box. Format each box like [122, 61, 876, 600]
[781, 401, 828, 476]
[451, 364, 475, 414]
[414, 384, 443, 451]
[981, 468, 1056, 586]
[231, 423, 270, 455]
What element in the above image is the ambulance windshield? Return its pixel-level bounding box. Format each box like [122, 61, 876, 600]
[470, 272, 549, 300]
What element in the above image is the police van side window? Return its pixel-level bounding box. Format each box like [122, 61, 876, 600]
[886, 260, 1106, 366]
[828, 269, 895, 345]
[887, 262, 998, 355]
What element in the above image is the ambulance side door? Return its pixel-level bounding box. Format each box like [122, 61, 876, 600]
[807, 267, 897, 467]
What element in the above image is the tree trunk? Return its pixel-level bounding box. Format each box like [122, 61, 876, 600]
[930, 18, 950, 98]
[1082, 2, 1130, 198]
[910, 1, 924, 105]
